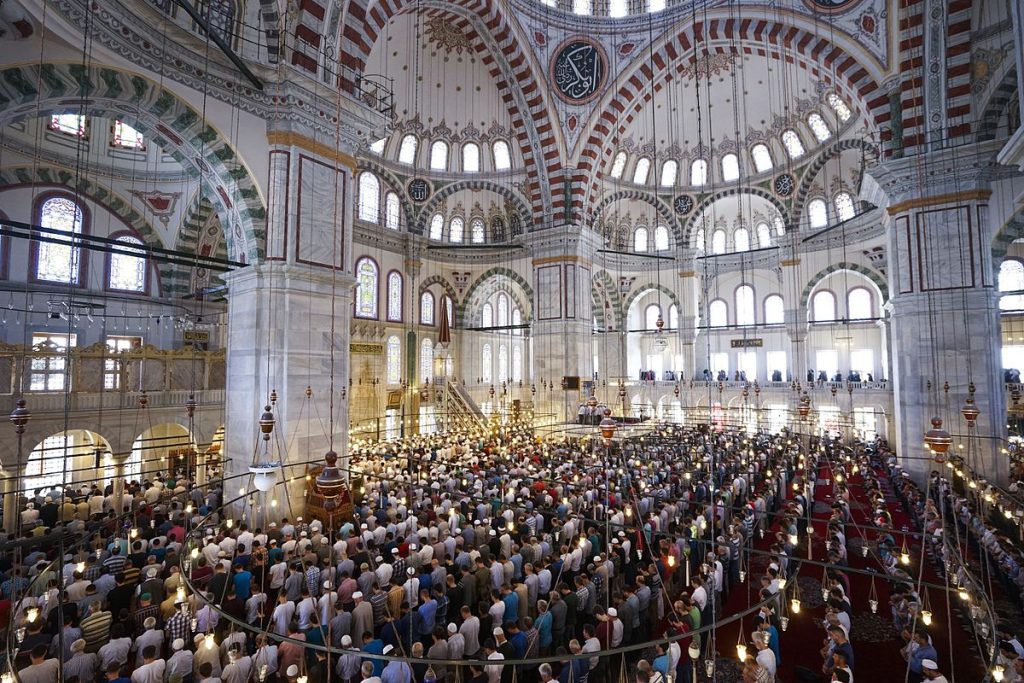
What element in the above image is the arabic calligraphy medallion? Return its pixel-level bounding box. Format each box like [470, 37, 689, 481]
[550, 37, 608, 105]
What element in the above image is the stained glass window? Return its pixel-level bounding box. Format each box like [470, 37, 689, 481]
[750, 144, 773, 173]
[443, 296, 454, 327]
[421, 338, 434, 383]
[690, 159, 708, 186]
[430, 213, 444, 240]
[493, 140, 511, 170]
[735, 285, 755, 325]
[654, 225, 669, 251]
[610, 152, 628, 179]
[734, 227, 750, 252]
[25, 434, 74, 491]
[430, 140, 449, 170]
[50, 114, 85, 137]
[827, 93, 852, 122]
[632, 157, 651, 184]
[634, 227, 649, 252]
[497, 293, 509, 327]
[660, 160, 678, 187]
[482, 303, 493, 327]
[387, 271, 403, 321]
[471, 218, 485, 244]
[108, 235, 147, 292]
[808, 198, 828, 229]
[781, 130, 805, 158]
[512, 345, 523, 382]
[498, 344, 509, 383]
[450, 217, 464, 243]
[482, 343, 492, 383]
[358, 173, 380, 223]
[462, 143, 480, 172]
[764, 295, 784, 324]
[384, 192, 400, 230]
[421, 291, 435, 325]
[354, 257, 378, 318]
[807, 113, 832, 142]
[756, 222, 772, 247]
[721, 153, 740, 182]
[112, 121, 144, 149]
[36, 196, 84, 284]
[834, 191, 855, 221]
[398, 135, 418, 164]
[386, 335, 401, 384]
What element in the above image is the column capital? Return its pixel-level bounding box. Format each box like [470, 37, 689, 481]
[266, 129, 360, 171]
[867, 141, 1009, 205]
[527, 224, 604, 262]
[223, 262, 356, 292]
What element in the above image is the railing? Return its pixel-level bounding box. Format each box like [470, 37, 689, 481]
[5, 388, 225, 414]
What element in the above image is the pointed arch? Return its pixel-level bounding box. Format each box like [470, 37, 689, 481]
[357, 159, 416, 230]
[415, 179, 531, 236]
[683, 187, 791, 245]
[591, 270, 624, 331]
[791, 138, 880, 222]
[621, 283, 683, 323]
[589, 189, 680, 240]
[799, 262, 889, 310]
[457, 267, 533, 327]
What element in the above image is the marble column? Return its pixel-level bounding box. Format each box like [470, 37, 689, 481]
[870, 145, 1009, 483]
[529, 226, 602, 425]
[223, 130, 357, 515]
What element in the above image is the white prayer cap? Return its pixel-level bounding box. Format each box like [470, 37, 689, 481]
[286, 665, 299, 677]
[144, 616, 157, 628]
[607, 608, 617, 617]
[448, 623, 457, 634]
[172, 639, 184, 651]
[342, 635, 352, 646]
[71, 639, 86, 653]
[493, 626, 504, 636]
[382, 645, 394, 654]
[323, 580, 332, 589]
[921, 660, 938, 671]
[352, 592, 363, 599]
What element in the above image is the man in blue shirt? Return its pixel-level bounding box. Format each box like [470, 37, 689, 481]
[232, 563, 252, 601]
[380, 648, 414, 683]
[362, 632, 386, 677]
[907, 630, 935, 682]
[416, 589, 437, 645]
[501, 585, 519, 625]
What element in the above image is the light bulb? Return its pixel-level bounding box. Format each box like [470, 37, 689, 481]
[789, 533, 798, 545]
[736, 643, 747, 661]
[226, 519, 234, 529]
[993, 665, 1005, 682]
[205, 634, 215, 650]
[667, 556, 676, 568]
[790, 598, 801, 614]
[177, 586, 186, 602]
[900, 551, 910, 565]
[778, 577, 787, 589]
[76, 562, 85, 573]
[921, 610, 932, 626]
[779, 616, 789, 631]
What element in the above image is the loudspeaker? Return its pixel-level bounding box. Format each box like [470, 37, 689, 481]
[562, 376, 580, 390]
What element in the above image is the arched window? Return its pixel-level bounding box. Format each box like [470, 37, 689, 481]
[462, 142, 480, 172]
[645, 304, 661, 330]
[695, 228, 706, 252]
[807, 113, 832, 142]
[654, 225, 670, 251]
[493, 140, 512, 170]
[668, 304, 679, 329]
[721, 153, 740, 182]
[358, 173, 380, 223]
[511, 307, 522, 334]
[847, 287, 872, 319]
[25, 434, 73, 492]
[107, 234, 147, 293]
[449, 216, 464, 243]
[386, 335, 401, 384]
[634, 226, 649, 252]
[632, 157, 651, 184]
[429, 213, 444, 240]
[735, 285, 755, 325]
[734, 227, 750, 252]
[36, 195, 84, 285]
[573, 0, 591, 14]
[384, 192, 400, 230]
[649, 0, 666, 11]
[772, 214, 786, 236]
[443, 296, 454, 327]
[50, 114, 86, 137]
[690, 159, 708, 186]
[609, 0, 627, 16]
[834, 192, 855, 222]
[660, 160, 678, 187]
[750, 144, 773, 173]
[807, 198, 828, 229]
[812, 290, 836, 322]
[482, 303, 493, 327]
[420, 291, 435, 325]
[781, 130, 805, 158]
[1000, 260, 1024, 310]
[755, 222, 772, 247]
[112, 121, 144, 149]
[610, 152, 628, 179]
[498, 344, 509, 383]
[764, 294, 784, 324]
[354, 257, 379, 319]
[708, 300, 728, 327]
[512, 345, 523, 382]
[420, 339, 434, 383]
[387, 271, 403, 322]
[398, 134, 418, 164]
[429, 140, 449, 170]
[496, 293, 510, 327]
[471, 218, 486, 244]
[711, 229, 727, 255]
[827, 93, 852, 122]
[482, 343, 493, 383]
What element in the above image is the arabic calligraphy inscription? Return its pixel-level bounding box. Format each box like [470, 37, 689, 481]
[550, 37, 607, 105]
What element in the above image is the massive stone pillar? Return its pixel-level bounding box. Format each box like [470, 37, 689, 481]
[870, 145, 1009, 483]
[223, 129, 359, 515]
[529, 226, 602, 425]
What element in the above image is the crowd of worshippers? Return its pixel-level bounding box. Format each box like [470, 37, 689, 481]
[4, 424, 830, 683]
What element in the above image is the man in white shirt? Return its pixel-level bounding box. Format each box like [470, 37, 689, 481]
[221, 644, 252, 683]
[753, 631, 777, 681]
[130, 645, 165, 683]
[484, 639, 505, 683]
[271, 592, 295, 636]
[166, 639, 194, 683]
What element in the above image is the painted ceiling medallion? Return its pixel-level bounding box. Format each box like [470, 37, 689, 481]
[774, 174, 795, 197]
[550, 37, 607, 105]
[673, 194, 695, 216]
[425, 16, 471, 54]
[678, 52, 737, 81]
[803, 0, 861, 15]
